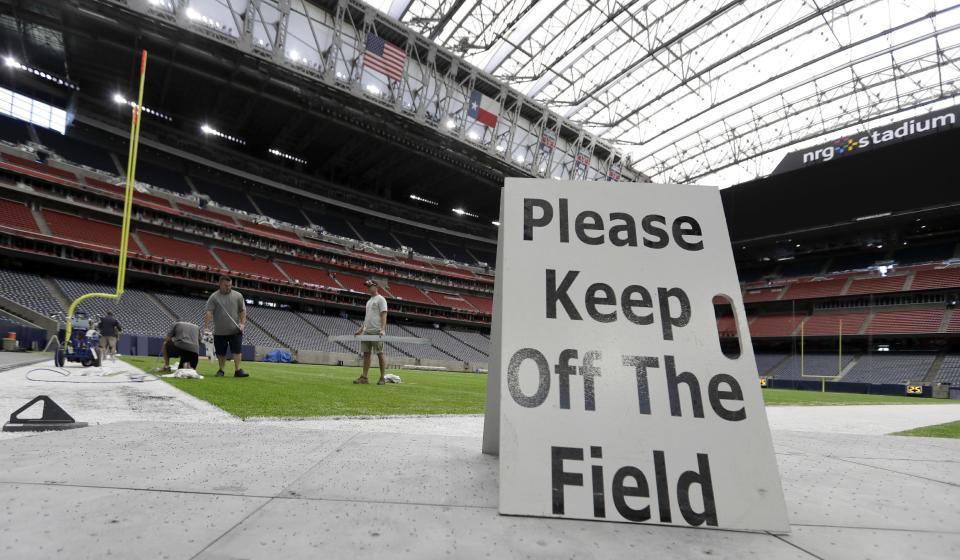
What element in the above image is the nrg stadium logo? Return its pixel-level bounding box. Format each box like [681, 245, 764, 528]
[772, 105, 959, 174]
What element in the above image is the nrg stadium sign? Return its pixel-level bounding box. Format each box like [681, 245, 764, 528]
[772, 104, 958, 175]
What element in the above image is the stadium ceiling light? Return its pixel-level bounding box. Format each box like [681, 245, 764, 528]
[268, 148, 307, 165]
[200, 123, 245, 145]
[514, 154, 525, 163]
[365, 84, 381, 96]
[184, 6, 227, 31]
[4, 56, 78, 90]
[452, 208, 478, 218]
[467, 131, 480, 141]
[409, 194, 438, 206]
[111, 94, 172, 121]
[445, 119, 456, 129]
[491, 221, 500, 226]
[495, 145, 506, 152]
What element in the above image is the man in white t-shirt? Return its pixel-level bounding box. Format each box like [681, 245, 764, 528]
[353, 279, 388, 385]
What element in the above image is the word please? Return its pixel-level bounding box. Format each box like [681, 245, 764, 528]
[523, 198, 704, 250]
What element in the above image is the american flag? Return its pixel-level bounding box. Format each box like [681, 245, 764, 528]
[364, 33, 406, 81]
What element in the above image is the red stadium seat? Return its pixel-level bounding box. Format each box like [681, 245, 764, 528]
[782, 278, 846, 300]
[910, 268, 960, 290]
[0, 197, 39, 233]
[461, 294, 493, 314]
[239, 219, 300, 241]
[425, 290, 475, 311]
[213, 248, 285, 280]
[865, 309, 944, 335]
[178, 204, 236, 224]
[801, 313, 868, 336]
[846, 275, 906, 295]
[946, 311, 960, 333]
[85, 177, 172, 207]
[42, 209, 140, 252]
[276, 261, 341, 289]
[334, 272, 369, 293]
[2, 153, 77, 182]
[749, 315, 804, 337]
[716, 315, 739, 337]
[137, 231, 219, 268]
[742, 287, 783, 302]
[384, 283, 435, 305]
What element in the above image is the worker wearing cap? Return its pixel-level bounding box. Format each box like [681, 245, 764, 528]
[353, 279, 388, 385]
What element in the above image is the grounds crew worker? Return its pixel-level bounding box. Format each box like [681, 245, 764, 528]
[353, 279, 387, 385]
[204, 275, 249, 378]
[161, 321, 201, 372]
[98, 311, 121, 361]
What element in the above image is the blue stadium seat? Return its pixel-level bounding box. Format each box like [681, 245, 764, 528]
[0, 114, 31, 145]
[305, 211, 356, 238]
[191, 178, 259, 214]
[252, 195, 309, 226]
[893, 243, 956, 265]
[392, 231, 442, 258]
[34, 128, 117, 173]
[356, 224, 399, 248]
[135, 159, 191, 194]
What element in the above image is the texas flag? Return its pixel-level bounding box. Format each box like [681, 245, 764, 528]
[468, 90, 499, 128]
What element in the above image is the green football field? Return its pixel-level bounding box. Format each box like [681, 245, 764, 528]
[122, 357, 486, 418]
[893, 420, 960, 439]
[122, 357, 953, 419]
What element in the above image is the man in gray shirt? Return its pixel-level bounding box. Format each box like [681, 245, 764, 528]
[204, 275, 249, 377]
[353, 279, 388, 385]
[160, 321, 201, 372]
[97, 311, 121, 362]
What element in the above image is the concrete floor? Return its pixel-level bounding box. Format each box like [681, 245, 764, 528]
[0, 358, 235, 441]
[0, 351, 51, 372]
[0, 359, 958, 559]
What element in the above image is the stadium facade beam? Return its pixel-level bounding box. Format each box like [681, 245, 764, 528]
[635, 26, 960, 183]
[104, 0, 640, 183]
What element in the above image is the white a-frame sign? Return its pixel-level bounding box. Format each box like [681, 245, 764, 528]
[482, 179, 789, 532]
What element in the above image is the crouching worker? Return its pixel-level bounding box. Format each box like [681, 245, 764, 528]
[160, 321, 201, 372]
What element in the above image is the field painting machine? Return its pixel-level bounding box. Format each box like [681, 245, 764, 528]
[52, 311, 102, 368]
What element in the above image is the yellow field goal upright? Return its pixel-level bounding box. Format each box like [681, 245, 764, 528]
[62, 50, 148, 346]
[799, 319, 845, 392]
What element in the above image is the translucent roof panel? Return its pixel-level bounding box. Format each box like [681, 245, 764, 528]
[363, 0, 960, 188]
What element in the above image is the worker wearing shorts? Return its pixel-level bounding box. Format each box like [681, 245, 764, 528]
[203, 275, 249, 378]
[98, 311, 121, 361]
[353, 279, 388, 385]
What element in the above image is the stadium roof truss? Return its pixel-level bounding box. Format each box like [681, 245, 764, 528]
[113, 0, 642, 183]
[363, 0, 960, 187]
